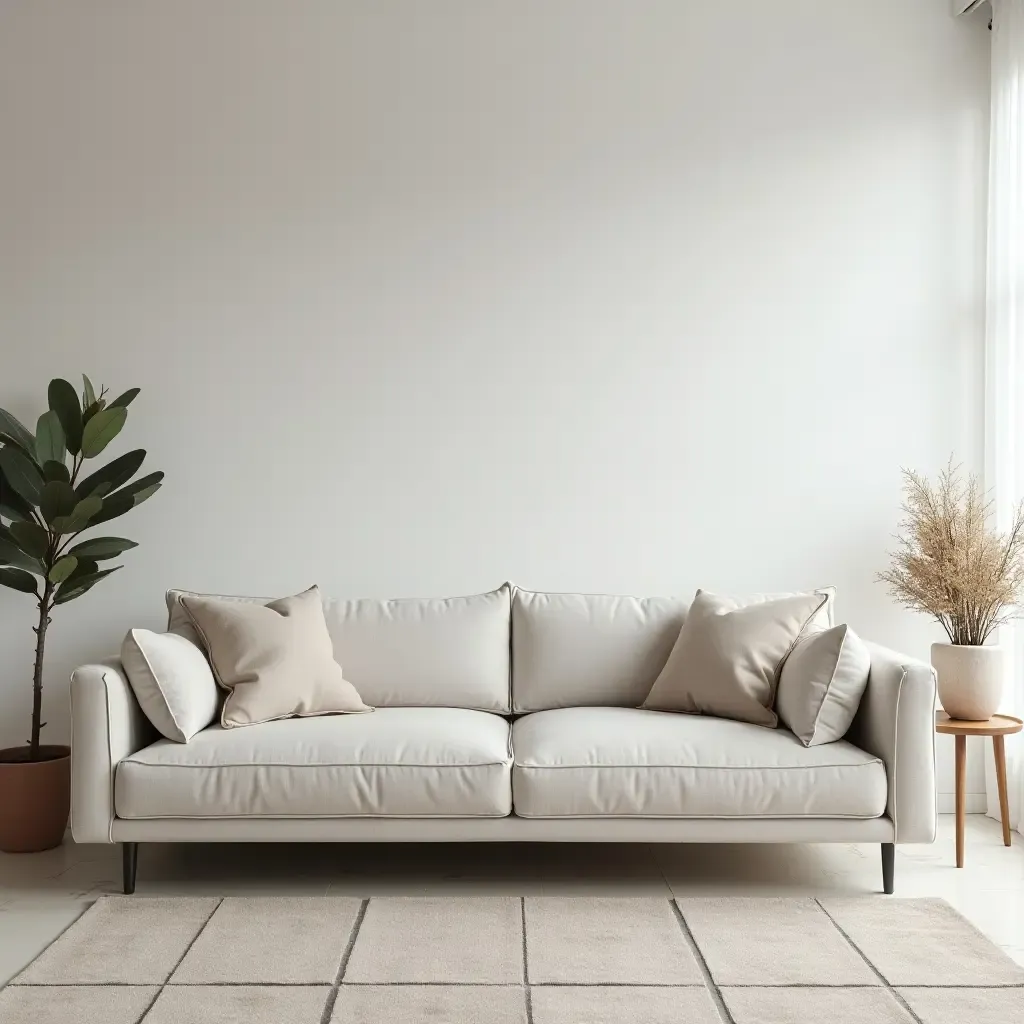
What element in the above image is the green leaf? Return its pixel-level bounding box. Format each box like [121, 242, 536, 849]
[82, 375, 97, 409]
[64, 556, 98, 584]
[75, 449, 146, 500]
[0, 464, 35, 522]
[43, 460, 70, 484]
[10, 520, 49, 558]
[48, 555, 78, 584]
[0, 536, 43, 574]
[87, 472, 163, 527]
[51, 494, 103, 535]
[67, 536, 137, 560]
[80, 406, 127, 458]
[124, 471, 163, 498]
[131, 481, 162, 505]
[108, 388, 140, 409]
[83, 490, 133, 528]
[38, 480, 78, 525]
[54, 565, 119, 605]
[0, 445, 44, 505]
[48, 379, 83, 455]
[35, 411, 66, 466]
[0, 408, 37, 456]
[0, 567, 38, 594]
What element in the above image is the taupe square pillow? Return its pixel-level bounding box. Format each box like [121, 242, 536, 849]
[181, 586, 371, 728]
[641, 589, 828, 727]
[776, 623, 870, 746]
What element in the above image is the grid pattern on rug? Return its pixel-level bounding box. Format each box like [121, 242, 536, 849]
[2, 896, 1023, 1023]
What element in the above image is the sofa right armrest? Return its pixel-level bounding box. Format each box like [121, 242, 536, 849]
[847, 641, 937, 844]
[70, 658, 156, 843]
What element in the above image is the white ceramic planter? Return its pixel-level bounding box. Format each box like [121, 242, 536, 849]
[931, 643, 1006, 721]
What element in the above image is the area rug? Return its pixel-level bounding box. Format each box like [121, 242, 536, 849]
[2, 896, 1022, 1023]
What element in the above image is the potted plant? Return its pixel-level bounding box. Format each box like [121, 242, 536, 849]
[878, 461, 1024, 721]
[0, 377, 162, 852]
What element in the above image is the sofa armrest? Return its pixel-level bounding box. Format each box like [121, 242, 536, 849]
[70, 658, 156, 843]
[846, 642, 937, 844]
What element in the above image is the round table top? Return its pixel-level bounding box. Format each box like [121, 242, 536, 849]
[936, 712, 1023, 736]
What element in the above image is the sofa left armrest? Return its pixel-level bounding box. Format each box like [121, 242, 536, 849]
[70, 658, 156, 843]
[847, 641, 937, 844]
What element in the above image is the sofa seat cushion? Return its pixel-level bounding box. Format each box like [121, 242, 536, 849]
[511, 707, 886, 819]
[115, 707, 513, 819]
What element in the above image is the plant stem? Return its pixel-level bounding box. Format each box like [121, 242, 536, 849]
[29, 581, 53, 762]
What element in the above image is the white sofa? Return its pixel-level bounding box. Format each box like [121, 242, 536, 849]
[70, 585, 937, 895]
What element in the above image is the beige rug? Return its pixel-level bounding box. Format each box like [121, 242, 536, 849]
[3, 896, 1022, 1023]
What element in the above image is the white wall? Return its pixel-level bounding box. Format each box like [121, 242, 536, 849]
[0, 1, 991, 800]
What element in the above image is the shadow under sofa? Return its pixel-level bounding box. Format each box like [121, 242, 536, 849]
[68, 584, 937, 895]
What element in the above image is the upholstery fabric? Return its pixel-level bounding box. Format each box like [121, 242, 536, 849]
[181, 587, 371, 728]
[120, 629, 220, 742]
[776, 624, 871, 746]
[70, 585, 940, 848]
[109, 816, 894, 844]
[511, 590, 687, 712]
[846, 643, 938, 844]
[512, 587, 834, 713]
[511, 707, 886, 819]
[168, 584, 512, 712]
[115, 707, 513, 819]
[642, 590, 829, 726]
[70, 660, 157, 843]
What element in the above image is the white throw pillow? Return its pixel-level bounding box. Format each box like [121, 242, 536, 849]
[120, 629, 220, 742]
[776, 623, 871, 746]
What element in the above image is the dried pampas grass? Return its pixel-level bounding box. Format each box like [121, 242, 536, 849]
[878, 461, 1024, 646]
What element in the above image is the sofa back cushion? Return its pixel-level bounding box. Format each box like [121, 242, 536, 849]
[167, 584, 512, 712]
[511, 589, 688, 712]
[511, 587, 836, 712]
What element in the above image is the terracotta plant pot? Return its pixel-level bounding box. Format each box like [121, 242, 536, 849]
[931, 643, 1006, 721]
[0, 745, 71, 853]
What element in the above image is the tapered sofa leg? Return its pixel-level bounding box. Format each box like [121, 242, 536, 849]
[123, 842, 138, 895]
[881, 843, 894, 895]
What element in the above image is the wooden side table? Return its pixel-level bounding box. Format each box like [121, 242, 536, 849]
[936, 712, 1023, 868]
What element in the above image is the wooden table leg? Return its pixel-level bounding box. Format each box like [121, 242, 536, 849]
[955, 734, 967, 868]
[993, 735, 1012, 847]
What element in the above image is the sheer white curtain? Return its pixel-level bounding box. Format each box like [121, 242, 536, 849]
[985, 0, 1024, 834]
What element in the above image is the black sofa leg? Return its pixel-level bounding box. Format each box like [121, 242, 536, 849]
[881, 843, 894, 895]
[123, 842, 138, 895]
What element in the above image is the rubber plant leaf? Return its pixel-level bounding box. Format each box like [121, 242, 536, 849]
[48, 555, 78, 585]
[75, 449, 145, 500]
[0, 445, 44, 505]
[35, 411, 66, 467]
[67, 536, 138, 560]
[38, 480, 78, 525]
[80, 407, 127, 459]
[0, 567, 38, 593]
[47, 378, 83, 456]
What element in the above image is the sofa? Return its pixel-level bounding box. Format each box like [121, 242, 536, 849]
[69, 584, 937, 895]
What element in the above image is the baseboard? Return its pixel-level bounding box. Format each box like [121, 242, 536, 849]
[938, 793, 987, 814]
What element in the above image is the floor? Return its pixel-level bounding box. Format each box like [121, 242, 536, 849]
[1, 815, 1022, 987]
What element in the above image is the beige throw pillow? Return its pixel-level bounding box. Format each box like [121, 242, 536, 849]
[181, 586, 371, 728]
[776, 623, 871, 746]
[641, 590, 828, 727]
